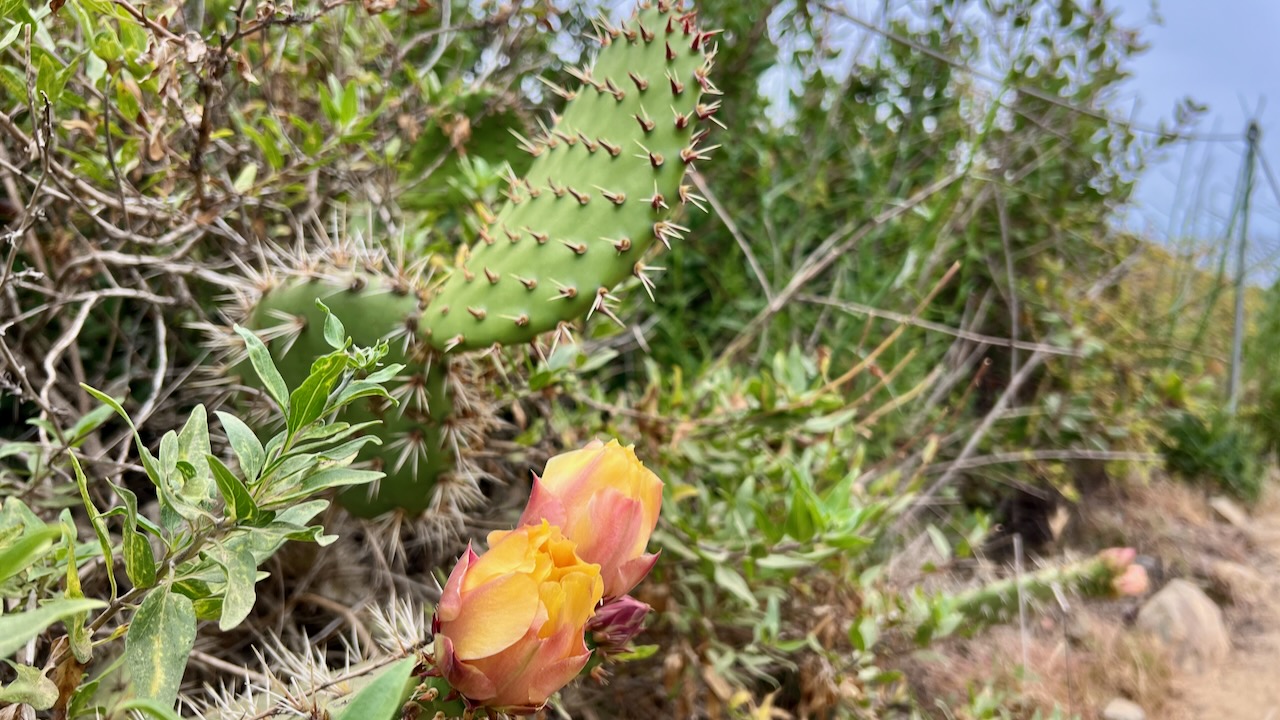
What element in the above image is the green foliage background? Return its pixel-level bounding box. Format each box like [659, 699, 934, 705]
[0, 0, 1272, 717]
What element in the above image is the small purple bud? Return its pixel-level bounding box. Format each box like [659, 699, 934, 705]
[588, 596, 651, 653]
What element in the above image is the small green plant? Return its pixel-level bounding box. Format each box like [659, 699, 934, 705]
[0, 306, 401, 714]
[1160, 409, 1264, 504]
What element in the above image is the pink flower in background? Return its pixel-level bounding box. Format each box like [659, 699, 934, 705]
[518, 439, 664, 598]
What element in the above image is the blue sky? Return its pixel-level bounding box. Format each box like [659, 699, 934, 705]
[1110, 0, 1280, 276]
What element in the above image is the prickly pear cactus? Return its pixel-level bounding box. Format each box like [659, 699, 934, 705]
[244, 274, 475, 518]
[420, 1, 719, 351]
[225, 1, 719, 520]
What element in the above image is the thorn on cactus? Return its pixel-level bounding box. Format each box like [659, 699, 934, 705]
[649, 186, 668, 211]
[672, 109, 691, 130]
[667, 70, 685, 96]
[588, 287, 624, 326]
[484, 268, 500, 285]
[635, 112, 655, 134]
[562, 241, 588, 255]
[628, 71, 649, 91]
[653, 220, 688, 249]
[639, 23, 655, 42]
[567, 187, 591, 205]
[526, 227, 549, 245]
[665, 41, 676, 61]
[680, 144, 719, 164]
[599, 138, 622, 157]
[604, 77, 624, 101]
[596, 186, 626, 205]
[578, 131, 600, 152]
[551, 280, 577, 300]
[538, 77, 576, 101]
[467, 307, 486, 320]
[609, 236, 633, 253]
[388, 428, 429, 475]
[515, 275, 538, 290]
[504, 226, 521, 243]
[634, 262, 658, 301]
[679, 184, 708, 212]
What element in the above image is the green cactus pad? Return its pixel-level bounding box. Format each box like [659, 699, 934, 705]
[421, 2, 719, 352]
[244, 275, 455, 518]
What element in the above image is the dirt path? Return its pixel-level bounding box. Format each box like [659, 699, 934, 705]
[1180, 516, 1280, 719]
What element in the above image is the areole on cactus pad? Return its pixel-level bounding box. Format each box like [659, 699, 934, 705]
[226, 1, 720, 520]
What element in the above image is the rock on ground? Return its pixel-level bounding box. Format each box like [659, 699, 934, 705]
[1136, 578, 1230, 674]
[1102, 697, 1146, 720]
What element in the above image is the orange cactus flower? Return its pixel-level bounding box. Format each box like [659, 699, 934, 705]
[433, 521, 604, 714]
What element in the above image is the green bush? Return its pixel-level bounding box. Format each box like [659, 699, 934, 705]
[1160, 409, 1265, 504]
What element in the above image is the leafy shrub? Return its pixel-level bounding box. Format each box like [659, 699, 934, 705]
[1159, 409, 1265, 504]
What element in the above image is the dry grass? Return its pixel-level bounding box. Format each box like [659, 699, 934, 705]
[900, 472, 1267, 719]
[904, 605, 1183, 720]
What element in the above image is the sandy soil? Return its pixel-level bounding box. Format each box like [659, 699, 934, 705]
[1179, 516, 1280, 720]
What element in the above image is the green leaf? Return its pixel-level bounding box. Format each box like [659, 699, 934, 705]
[69, 453, 118, 601]
[286, 352, 348, 437]
[67, 403, 115, 445]
[926, 525, 951, 560]
[232, 325, 290, 415]
[125, 589, 196, 708]
[246, 124, 284, 170]
[119, 698, 186, 720]
[276, 466, 382, 504]
[0, 525, 62, 583]
[232, 163, 258, 193]
[207, 455, 259, 523]
[62, 529, 93, 663]
[0, 66, 24, 102]
[333, 657, 416, 720]
[753, 554, 814, 571]
[123, 529, 157, 589]
[0, 598, 106, 659]
[80, 385, 161, 484]
[850, 615, 879, 652]
[339, 82, 358, 128]
[215, 411, 266, 482]
[712, 565, 758, 608]
[175, 405, 213, 505]
[91, 28, 123, 63]
[116, 484, 157, 591]
[211, 544, 257, 631]
[316, 298, 348, 350]
[0, 23, 22, 54]
[330, 379, 396, 413]
[0, 662, 58, 709]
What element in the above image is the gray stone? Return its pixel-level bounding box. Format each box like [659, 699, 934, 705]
[1209, 495, 1252, 530]
[1207, 559, 1267, 605]
[1136, 578, 1230, 673]
[1102, 698, 1146, 720]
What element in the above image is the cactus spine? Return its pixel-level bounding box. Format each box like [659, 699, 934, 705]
[228, 1, 719, 519]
